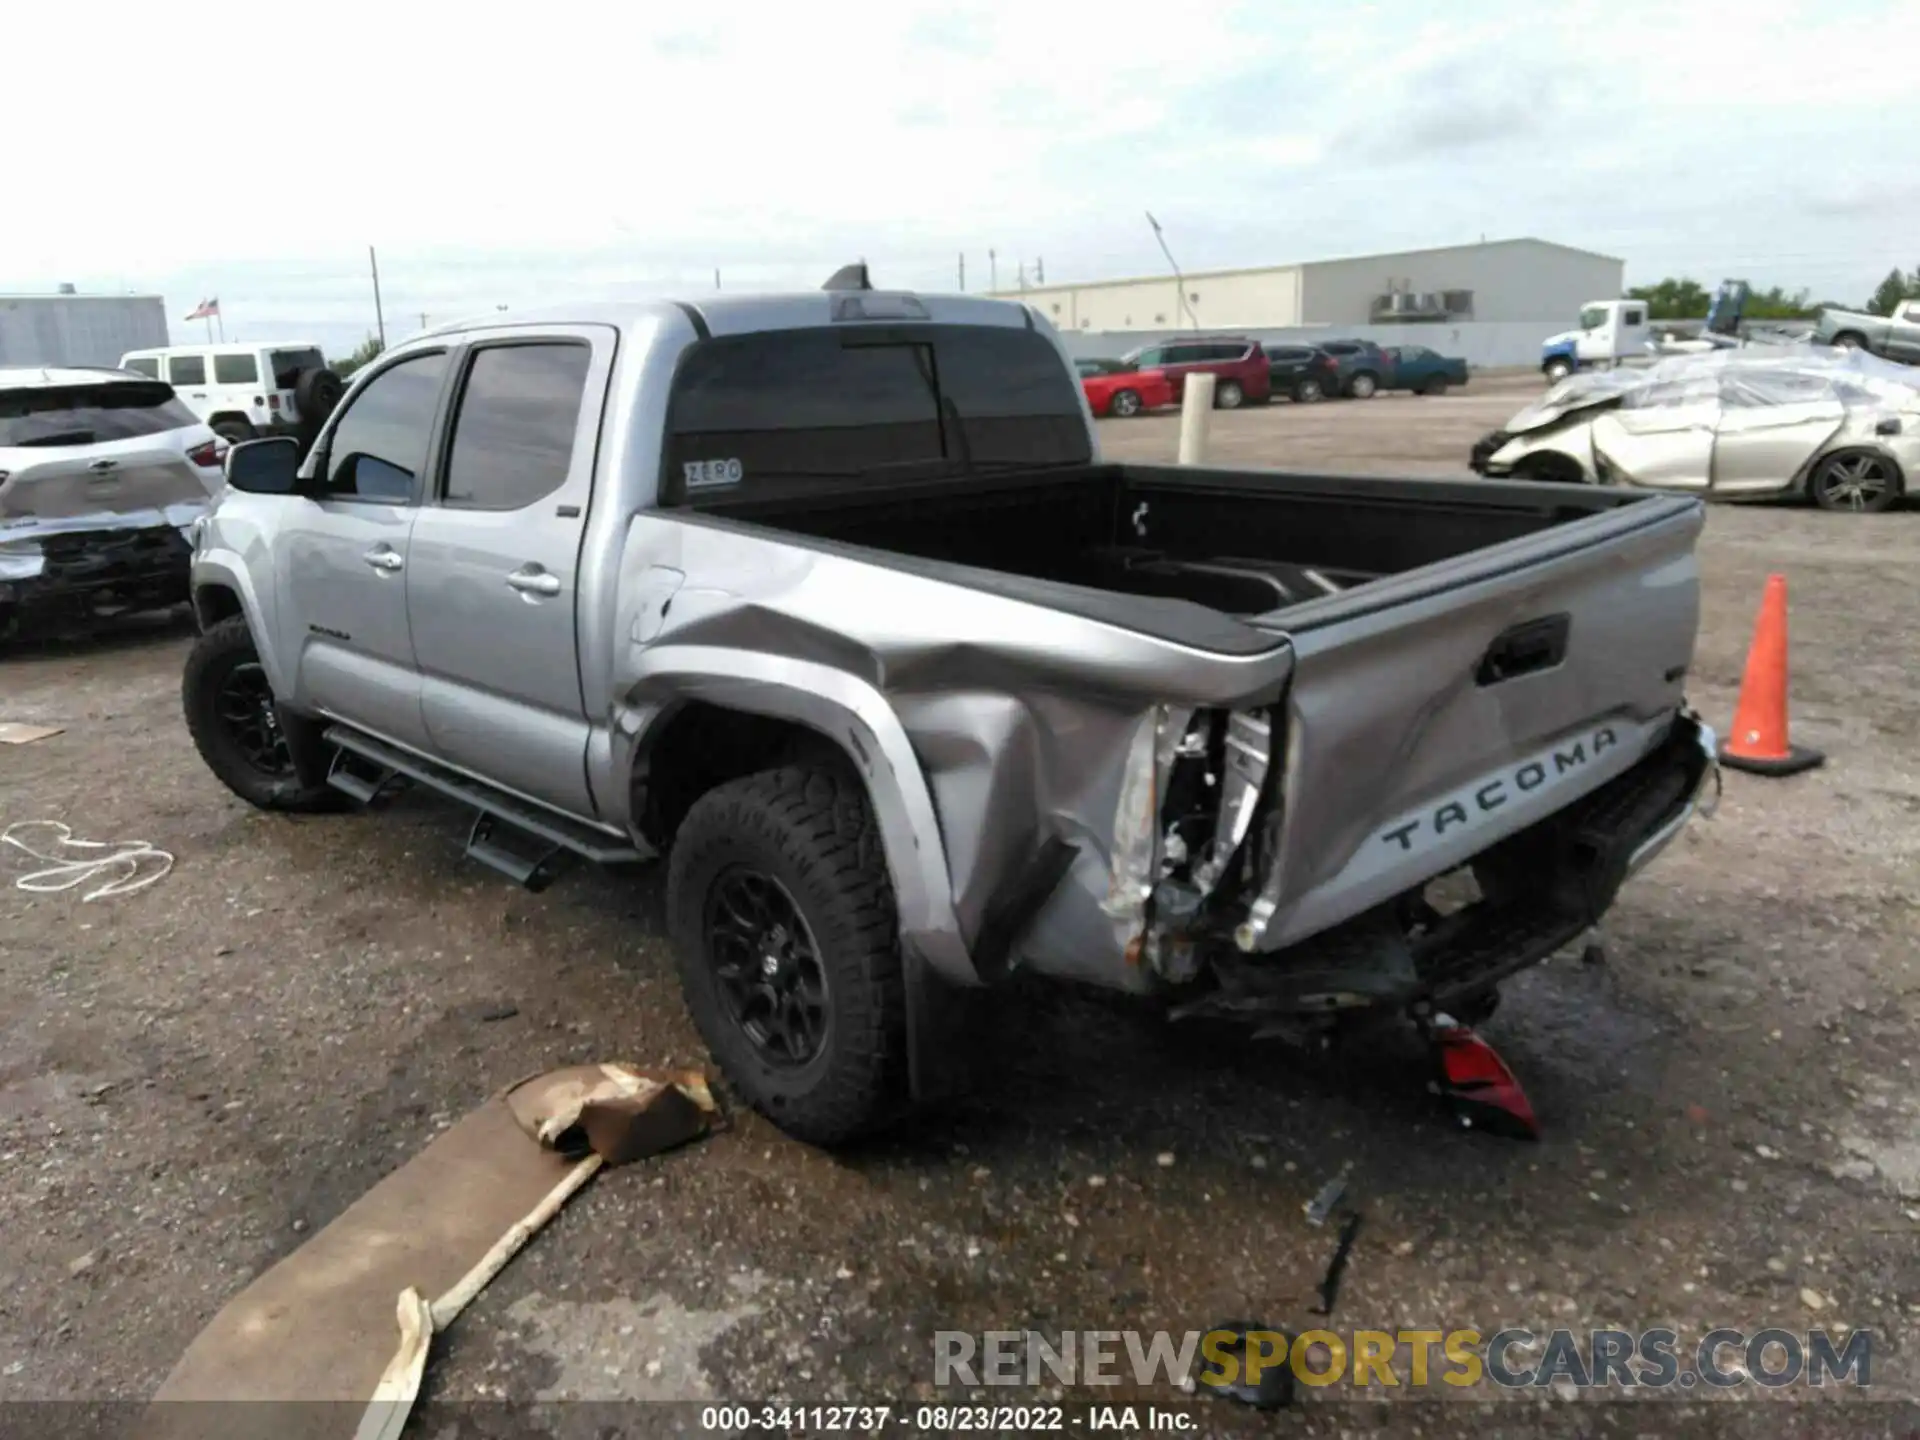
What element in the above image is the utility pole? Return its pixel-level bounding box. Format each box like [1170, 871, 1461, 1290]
[989, 249, 997, 293]
[1145, 213, 1198, 331]
[958, 253, 965, 291]
[714, 269, 721, 290]
[368, 245, 387, 349]
[418, 313, 429, 332]
[1035, 257, 1045, 285]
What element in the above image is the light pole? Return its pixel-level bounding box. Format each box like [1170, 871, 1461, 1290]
[1146, 213, 1199, 331]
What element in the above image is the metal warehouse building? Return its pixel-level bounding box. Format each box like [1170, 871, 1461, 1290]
[992, 237, 1623, 334]
[0, 290, 169, 368]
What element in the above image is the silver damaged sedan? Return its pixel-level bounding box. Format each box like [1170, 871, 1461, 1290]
[1470, 345, 1920, 513]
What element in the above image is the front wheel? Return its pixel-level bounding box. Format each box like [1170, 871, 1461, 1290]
[1809, 451, 1901, 513]
[182, 617, 338, 811]
[1293, 378, 1324, 403]
[1544, 358, 1574, 383]
[668, 766, 907, 1146]
[1109, 388, 1143, 418]
[1213, 379, 1245, 409]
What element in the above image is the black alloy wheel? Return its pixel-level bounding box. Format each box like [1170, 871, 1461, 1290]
[704, 865, 831, 1067]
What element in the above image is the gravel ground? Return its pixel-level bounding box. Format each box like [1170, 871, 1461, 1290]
[2, 377, 1917, 1437]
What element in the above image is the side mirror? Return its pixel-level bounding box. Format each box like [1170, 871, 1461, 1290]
[224, 436, 303, 495]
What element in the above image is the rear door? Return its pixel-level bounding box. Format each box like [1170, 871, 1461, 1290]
[165, 352, 213, 422]
[1709, 369, 1844, 495]
[404, 328, 611, 818]
[275, 348, 448, 751]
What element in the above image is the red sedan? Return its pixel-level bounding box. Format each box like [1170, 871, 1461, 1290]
[1076, 358, 1174, 418]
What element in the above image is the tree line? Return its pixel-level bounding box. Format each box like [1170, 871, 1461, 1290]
[1627, 268, 1920, 321]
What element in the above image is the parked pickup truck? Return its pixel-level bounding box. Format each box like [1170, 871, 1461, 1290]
[182, 268, 1718, 1145]
[1814, 301, 1920, 364]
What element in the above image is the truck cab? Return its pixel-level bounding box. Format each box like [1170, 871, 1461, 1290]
[1541, 300, 1651, 382]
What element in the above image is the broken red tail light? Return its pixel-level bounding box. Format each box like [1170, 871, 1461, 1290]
[187, 440, 223, 468]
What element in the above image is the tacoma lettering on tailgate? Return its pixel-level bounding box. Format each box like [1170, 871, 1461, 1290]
[1377, 724, 1621, 855]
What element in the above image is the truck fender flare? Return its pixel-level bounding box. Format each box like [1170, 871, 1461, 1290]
[189, 551, 288, 697]
[614, 645, 976, 991]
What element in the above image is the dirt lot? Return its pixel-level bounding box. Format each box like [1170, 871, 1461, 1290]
[3, 376, 1917, 1436]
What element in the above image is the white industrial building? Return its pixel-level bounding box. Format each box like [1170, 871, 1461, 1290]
[992, 238, 1623, 334]
[0, 289, 169, 367]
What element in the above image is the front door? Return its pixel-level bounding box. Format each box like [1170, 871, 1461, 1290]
[1589, 376, 1718, 490]
[274, 348, 451, 752]
[404, 329, 610, 820]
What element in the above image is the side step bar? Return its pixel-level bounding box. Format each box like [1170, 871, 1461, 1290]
[322, 726, 643, 890]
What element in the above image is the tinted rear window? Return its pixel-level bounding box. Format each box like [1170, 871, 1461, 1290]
[664, 325, 1090, 500]
[214, 353, 259, 384]
[270, 348, 325, 390]
[122, 357, 161, 378]
[0, 382, 200, 447]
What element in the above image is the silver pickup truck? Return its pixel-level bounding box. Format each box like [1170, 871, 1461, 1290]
[182, 268, 1717, 1144]
[1814, 300, 1920, 363]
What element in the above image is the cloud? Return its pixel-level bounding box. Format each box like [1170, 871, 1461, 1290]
[5, 0, 1919, 348]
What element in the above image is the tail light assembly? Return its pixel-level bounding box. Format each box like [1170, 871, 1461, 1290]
[187, 440, 225, 469]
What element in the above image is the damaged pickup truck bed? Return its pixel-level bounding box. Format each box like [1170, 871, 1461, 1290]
[183, 272, 1717, 1144]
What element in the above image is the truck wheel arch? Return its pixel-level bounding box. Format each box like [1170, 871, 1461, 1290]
[617, 661, 974, 992]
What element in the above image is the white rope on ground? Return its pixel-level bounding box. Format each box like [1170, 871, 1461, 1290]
[1, 820, 174, 900]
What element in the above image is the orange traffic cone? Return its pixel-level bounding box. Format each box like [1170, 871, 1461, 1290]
[1719, 573, 1824, 777]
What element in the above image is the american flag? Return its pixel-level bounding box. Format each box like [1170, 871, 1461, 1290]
[185, 298, 220, 321]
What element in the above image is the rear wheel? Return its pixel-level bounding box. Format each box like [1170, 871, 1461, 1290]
[1831, 332, 1866, 352]
[182, 618, 338, 811]
[668, 765, 906, 1146]
[1809, 450, 1900, 513]
[1348, 372, 1378, 399]
[1214, 379, 1245, 409]
[1422, 377, 1449, 396]
[1109, 388, 1143, 418]
[212, 418, 255, 443]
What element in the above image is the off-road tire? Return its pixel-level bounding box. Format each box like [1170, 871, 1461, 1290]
[668, 765, 906, 1146]
[182, 617, 338, 811]
[212, 418, 256, 443]
[293, 367, 346, 426]
[1214, 379, 1245, 409]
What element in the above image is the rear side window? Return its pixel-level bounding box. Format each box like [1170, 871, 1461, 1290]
[122, 357, 160, 378]
[270, 348, 325, 390]
[441, 344, 591, 511]
[665, 325, 1090, 500]
[321, 351, 448, 501]
[168, 355, 206, 385]
[214, 353, 259, 384]
[0, 382, 199, 446]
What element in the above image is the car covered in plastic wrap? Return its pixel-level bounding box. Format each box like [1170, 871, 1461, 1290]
[1470, 345, 1919, 513]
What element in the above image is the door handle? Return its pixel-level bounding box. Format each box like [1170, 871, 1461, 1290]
[505, 567, 561, 597]
[362, 546, 404, 573]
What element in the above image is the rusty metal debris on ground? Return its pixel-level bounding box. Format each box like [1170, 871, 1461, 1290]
[143, 1064, 717, 1440]
[0, 722, 63, 745]
[2, 819, 173, 900]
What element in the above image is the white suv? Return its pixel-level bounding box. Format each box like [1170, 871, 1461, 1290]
[118, 343, 333, 443]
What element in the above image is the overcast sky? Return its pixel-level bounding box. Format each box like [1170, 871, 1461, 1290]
[9, 0, 1917, 357]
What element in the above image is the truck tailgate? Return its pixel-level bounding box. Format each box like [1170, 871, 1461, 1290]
[1247, 492, 1703, 950]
